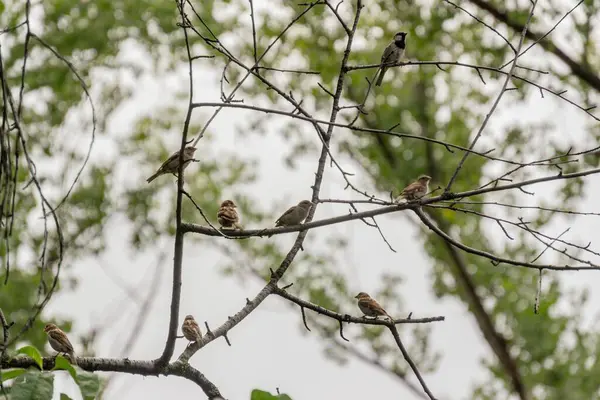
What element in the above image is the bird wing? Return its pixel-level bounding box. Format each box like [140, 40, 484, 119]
[359, 298, 388, 316]
[156, 150, 180, 172]
[190, 319, 201, 333]
[50, 330, 74, 352]
[275, 206, 297, 226]
[218, 207, 238, 222]
[380, 43, 396, 64]
[183, 320, 201, 338]
[400, 181, 420, 196]
[191, 320, 202, 339]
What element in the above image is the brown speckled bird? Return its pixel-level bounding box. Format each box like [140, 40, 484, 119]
[44, 323, 76, 364]
[146, 146, 197, 183]
[395, 175, 431, 202]
[181, 315, 202, 344]
[217, 200, 242, 230]
[355, 292, 393, 320]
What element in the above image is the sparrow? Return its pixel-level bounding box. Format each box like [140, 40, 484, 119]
[181, 315, 202, 344]
[217, 200, 242, 230]
[44, 323, 76, 364]
[146, 146, 197, 183]
[375, 31, 407, 87]
[267, 200, 314, 242]
[395, 175, 431, 202]
[355, 292, 393, 320]
[275, 200, 314, 227]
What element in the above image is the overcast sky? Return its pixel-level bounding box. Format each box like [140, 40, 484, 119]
[43, 2, 600, 399]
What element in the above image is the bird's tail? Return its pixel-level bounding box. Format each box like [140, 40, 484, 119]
[146, 172, 160, 183]
[69, 352, 77, 366]
[375, 67, 387, 86]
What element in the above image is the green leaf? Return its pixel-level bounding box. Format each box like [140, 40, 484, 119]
[52, 355, 77, 379]
[250, 389, 293, 400]
[0, 368, 26, 382]
[74, 368, 100, 400]
[60, 394, 73, 400]
[16, 345, 43, 369]
[10, 370, 54, 400]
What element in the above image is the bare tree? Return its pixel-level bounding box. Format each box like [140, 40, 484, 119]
[2, 0, 600, 399]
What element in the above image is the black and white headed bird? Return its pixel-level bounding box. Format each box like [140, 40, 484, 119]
[375, 31, 407, 87]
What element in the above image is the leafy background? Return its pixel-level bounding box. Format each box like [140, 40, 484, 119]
[1, 0, 600, 399]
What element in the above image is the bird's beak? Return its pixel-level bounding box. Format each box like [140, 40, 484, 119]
[354, 294, 360, 299]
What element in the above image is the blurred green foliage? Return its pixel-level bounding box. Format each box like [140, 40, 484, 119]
[1, 0, 600, 399]
[227, 1, 600, 399]
[1, 349, 100, 399]
[251, 389, 293, 400]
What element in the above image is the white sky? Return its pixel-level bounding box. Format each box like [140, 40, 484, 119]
[38, 1, 600, 399]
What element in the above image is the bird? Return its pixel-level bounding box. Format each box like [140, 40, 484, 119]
[146, 146, 197, 183]
[44, 323, 76, 364]
[355, 292, 393, 320]
[375, 31, 408, 87]
[217, 200, 242, 230]
[395, 175, 431, 202]
[275, 200, 314, 227]
[268, 199, 314, 241]
[181, 315, 202, 344]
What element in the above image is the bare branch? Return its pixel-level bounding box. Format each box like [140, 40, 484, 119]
[445, 0, 538, 191]
[1, 356, 224, 400]
[273, 286, 445, 326]
[468, 0, 600, 92]
[534, 269, 543, 314]
[415, 207, 599, 271]
[180, 167, 600, 272]
[345, 61, 599, 121]
[155, 0, 195, 367]
[387, 325, 438, 400]
[272, 287, 442, 399]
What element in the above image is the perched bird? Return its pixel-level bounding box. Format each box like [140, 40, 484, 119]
[217, 200, 242, 230]
[146, 146, 197, 183]
[395, 175, 431, 202]
[44, 323, 76, 364]
[268, 199, 314, 242]
[275, 200, 314, 227]
[181, 315, 202, 344]
[375, 31, 408, 87]
[355, 292, 393, 320]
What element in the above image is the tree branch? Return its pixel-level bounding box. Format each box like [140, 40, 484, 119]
[272, 286, 445, 327]
[467, 0, 600, 92]
[1, 356, 224, 400]
[155, 0, 194, 368]
[422, 208, 528, 400]
[413, 207, 596, 272]
[182, 166, 600, 271]
[272, 287, 442, 400]
[445, 0, 538, 191]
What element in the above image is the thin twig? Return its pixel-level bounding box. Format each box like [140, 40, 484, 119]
[534, 269, 543, 314]
[445, 0, 539, 191]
